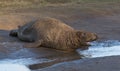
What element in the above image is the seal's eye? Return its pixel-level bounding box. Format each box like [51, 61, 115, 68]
[81, 33, 86, 37]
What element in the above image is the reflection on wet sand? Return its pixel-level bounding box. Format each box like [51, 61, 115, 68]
[0, 51, 81, 70]
[0, 41, 81, 70]
[29, 52, 81, 70]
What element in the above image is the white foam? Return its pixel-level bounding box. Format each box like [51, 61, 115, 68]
[79, 46, 120, 58]
[0, 64, 30, 71]
[78, 40, 120, 58]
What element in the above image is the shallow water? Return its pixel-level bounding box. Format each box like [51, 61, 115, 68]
[78, 40, 120, 58]
[0, 58, 53, 65]
[1, 40, 120, 70]
[0, 57, 54, 71]
[0, 41, 80, 70]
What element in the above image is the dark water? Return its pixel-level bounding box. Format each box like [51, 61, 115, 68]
[78, 40, 120, 58]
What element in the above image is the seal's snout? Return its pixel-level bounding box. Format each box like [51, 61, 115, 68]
[85, 32, 98, 42]
[90, 33, 98, 41]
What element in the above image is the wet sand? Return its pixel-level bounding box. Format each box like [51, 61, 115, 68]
[0, 4, 120, 71]
[34, 56, 120, 71]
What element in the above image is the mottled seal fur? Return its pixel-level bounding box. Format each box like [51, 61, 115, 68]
[9, 17, 98, 51]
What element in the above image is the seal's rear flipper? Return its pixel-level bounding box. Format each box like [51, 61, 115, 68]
[9, 30, 18, 37]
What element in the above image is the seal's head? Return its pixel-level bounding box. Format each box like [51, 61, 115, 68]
[76, 31, 98, 42]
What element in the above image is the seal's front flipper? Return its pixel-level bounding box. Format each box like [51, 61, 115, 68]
[24, 40, 43, 48]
